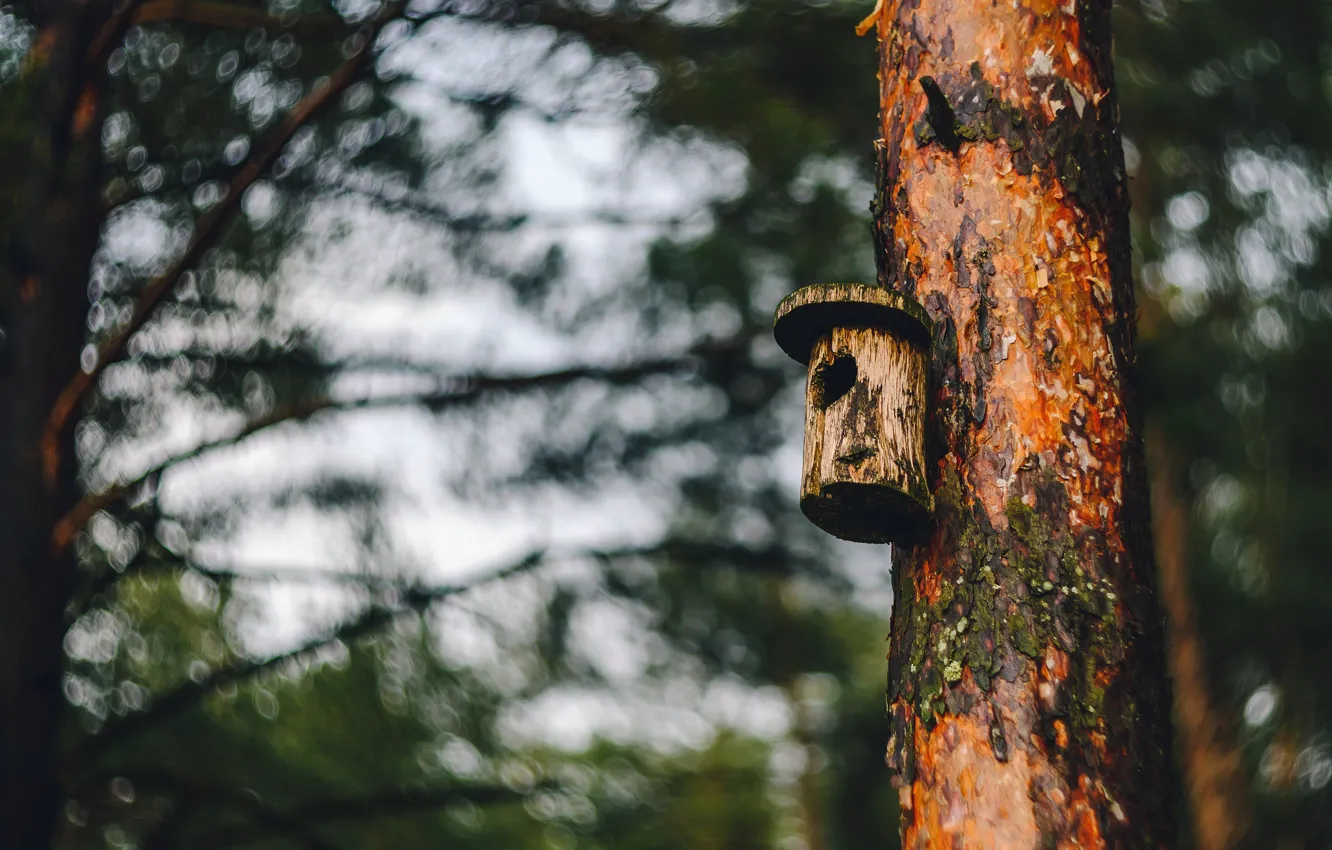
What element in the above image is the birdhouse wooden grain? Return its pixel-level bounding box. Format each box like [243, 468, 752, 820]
[773, 283, 933, 544]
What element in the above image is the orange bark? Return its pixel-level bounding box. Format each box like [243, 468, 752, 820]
[871, 0, 1177, 845]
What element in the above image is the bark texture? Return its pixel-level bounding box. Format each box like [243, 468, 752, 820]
[870, 0, 1178, 845]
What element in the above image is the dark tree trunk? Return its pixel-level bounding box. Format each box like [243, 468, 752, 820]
[867, 0, 1178, 844]
[1, 3, 110, 846]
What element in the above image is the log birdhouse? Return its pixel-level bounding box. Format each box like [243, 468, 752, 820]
[773, 283, 933, 544]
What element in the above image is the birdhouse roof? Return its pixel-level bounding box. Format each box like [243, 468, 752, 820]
[773, 283, 932, 365]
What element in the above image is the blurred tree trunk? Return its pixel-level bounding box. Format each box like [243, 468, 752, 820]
[1, 3, 401, 843]
[1148, 427, 1253, 849]
[1, 4, 124, 846]
[869, 0, 1178, 844]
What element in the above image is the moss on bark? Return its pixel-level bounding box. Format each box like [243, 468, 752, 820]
[872, 0, 1177, 845]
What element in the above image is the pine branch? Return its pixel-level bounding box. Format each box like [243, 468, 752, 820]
[52, 347, 724, 553]
[41, 0, 409, 488]
[72, 548, 547, 763]
[303, 180, 692, 233]
[80, 553, 473, 603]
[170, 561, 428, 589]
[111, 770, 529, 850]
[70, 535, 838, 763]
[76, 534, 824, 610]
[120, 349, 459, 376]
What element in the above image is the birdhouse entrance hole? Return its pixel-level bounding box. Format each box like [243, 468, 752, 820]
[773, 283, 934, 545]
[814, 354, 857, 410]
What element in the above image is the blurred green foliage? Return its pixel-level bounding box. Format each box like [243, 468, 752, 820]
[1117, 0, 1332, 841]
[2, 0, 1329, 846]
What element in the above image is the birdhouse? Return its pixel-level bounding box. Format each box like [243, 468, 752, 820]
[773, 283, 933, 544]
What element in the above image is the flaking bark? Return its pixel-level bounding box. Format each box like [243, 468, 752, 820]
[869, 0, 1178, 845]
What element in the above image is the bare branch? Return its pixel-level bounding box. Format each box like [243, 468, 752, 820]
[41, 0, 409, 488]
[72, 547, 547, 763]
[52, 345, 732, 553]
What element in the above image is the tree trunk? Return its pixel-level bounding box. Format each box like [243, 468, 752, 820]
[1, 4, 110, 846]
[868, 1, 1178, 844]
[1148, 428, 1253, 849]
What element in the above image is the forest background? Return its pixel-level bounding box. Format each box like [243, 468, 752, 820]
[2, 0, 1328, 847]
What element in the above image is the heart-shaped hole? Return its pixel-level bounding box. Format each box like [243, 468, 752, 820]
[814, 353, 857, 410]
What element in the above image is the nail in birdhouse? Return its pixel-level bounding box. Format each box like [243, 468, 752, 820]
[773, 283, 933, 544]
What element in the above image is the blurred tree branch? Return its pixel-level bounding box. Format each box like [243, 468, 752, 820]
[392, 77, 608, 124]
[111, 539, 840, 593]
[92, 769, 530, 850]
[41, 0, 409, 488]
[66, 534, 837, 674]
[71, 547, 549, 764]
[70, 536, 836, 656]
[53, 339, 748, 553]
[230, 780, 526, 822]
[303, 180, 694, 233]
[157, 778, 340, 850]
[67, 534, 836, 764]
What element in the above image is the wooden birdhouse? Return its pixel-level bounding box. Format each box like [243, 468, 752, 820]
[773, 283, 933, 544]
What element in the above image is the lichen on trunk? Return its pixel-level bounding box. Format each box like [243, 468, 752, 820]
[870, 0, 1177, 845]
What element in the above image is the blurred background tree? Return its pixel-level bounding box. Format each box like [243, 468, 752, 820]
[1, 0, 1330, 847]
